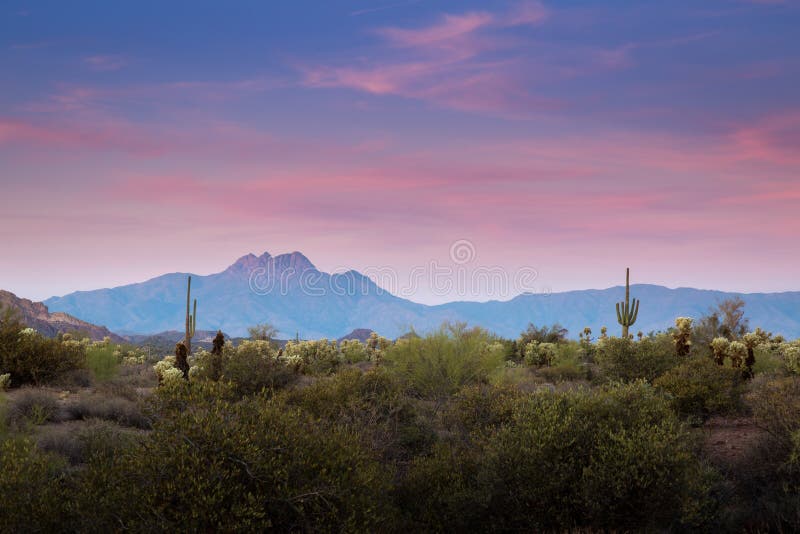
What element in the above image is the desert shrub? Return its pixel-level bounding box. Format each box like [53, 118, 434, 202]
[193, 340, 297, 395]
[50, 368, 94, 389]
[5, 387, 61, 426]
[110, 362, 157, 388]
[442, 384, 527, 437]
[0, 438, 69, 532]
[71, 390, 396, 532]
[224, 343, 296, 396]
[339, 339, 369, 363]
[0, 327, 85, 387]
[654, 357, 743, 421]
[85, 344, 120, 381]
[523, 341, 557, 366]
[752, 344, 787, 375]
[746, 376, 800, 448]
[518, 322, 568, 345]
[594, 334, 679, 382]
[399, 381, 717, 531]
[36, 420, 138, 465]
[284, 368, 433, 461]
[730, 376, 800, 530]
[67, 392, 150, 429]
[539, 343, 588, 382]
[283, 338, 341, 375]
[384, 323, 506, 400]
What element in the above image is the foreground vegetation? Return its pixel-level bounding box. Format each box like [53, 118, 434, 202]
[1, 302, 800, 532]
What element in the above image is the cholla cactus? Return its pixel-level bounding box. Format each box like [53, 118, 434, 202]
[19, 327, 37, 337]
[524, 341, 557, 367]
[673, 317, 693, 358]
[188, 365, 202, 380]
[600, 326, 608, 340]
[710, 337, 730, 366]
[741, 332, 764, 378]
[728, 341, 747, 368]
[281, 353, 304, 372]
[366, 332, 392, 362]
[153, 358, 176, 384]
[782, 343, 800, 375]
[0, 373, 10, 390]
[160, 367, 185, 387]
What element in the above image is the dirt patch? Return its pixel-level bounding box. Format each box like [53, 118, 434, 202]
[703, 416, 767, 465]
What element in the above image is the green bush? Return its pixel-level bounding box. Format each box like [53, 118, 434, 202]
[442, 384, 527, 436]
[0, 437, 69, 532]
[283, 338, 342, 375]
[384, 323, 505, 400]
[399, 381, 717, 531]
[339, 339, 369, 363]
[194, 340, 297, 396]
[284, 368, 433, 461]
[539, 343, 588, 382]
[85, 344, 119, 381]
[654, 357, 743, 421]
[746, 376, 800, 450]
[0, 325, 86, 387]
[71, 386, 397, 532]
[523, 340, 558, 366]
[730, 376, 800, 530]
[594, 334, 679, 382]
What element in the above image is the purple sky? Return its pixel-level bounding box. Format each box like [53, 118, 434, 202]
[1, 0, 799, 303]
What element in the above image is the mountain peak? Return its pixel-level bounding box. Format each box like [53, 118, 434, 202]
[224, 253, 265, 275]
[273, 251, 316, 272]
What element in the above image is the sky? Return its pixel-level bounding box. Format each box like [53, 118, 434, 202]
[1, 0, 799, 303]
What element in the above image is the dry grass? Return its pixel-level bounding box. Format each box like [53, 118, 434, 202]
[67, 392, 150, 429]
[4, 388, 62, 426]
[36, 419, 139, 465]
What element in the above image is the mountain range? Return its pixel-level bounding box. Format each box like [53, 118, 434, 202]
[41, 250, 800, 340]
[0, 290, 125, 342]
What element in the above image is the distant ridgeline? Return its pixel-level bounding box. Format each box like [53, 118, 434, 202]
[39, 251, 800, 340]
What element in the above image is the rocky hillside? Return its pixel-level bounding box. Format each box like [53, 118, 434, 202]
[0, 290, 124, 342]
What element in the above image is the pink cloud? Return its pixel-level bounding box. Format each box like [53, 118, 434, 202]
[300, 2, 629, 117]
[731, 112, 800, 165]
[0, 114, 392, 166]
[377, 12, 495, 48]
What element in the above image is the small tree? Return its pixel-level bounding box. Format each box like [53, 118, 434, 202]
[248, 323, 279, 342]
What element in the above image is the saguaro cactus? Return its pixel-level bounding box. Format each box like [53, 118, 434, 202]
[616, 268, 639, 339]
[175, 276, 197, 378]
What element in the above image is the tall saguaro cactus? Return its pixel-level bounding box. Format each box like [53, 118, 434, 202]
[184, 275, 197, 357]
[175, 275, 197, 379]
[616, 268, 639, 339]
